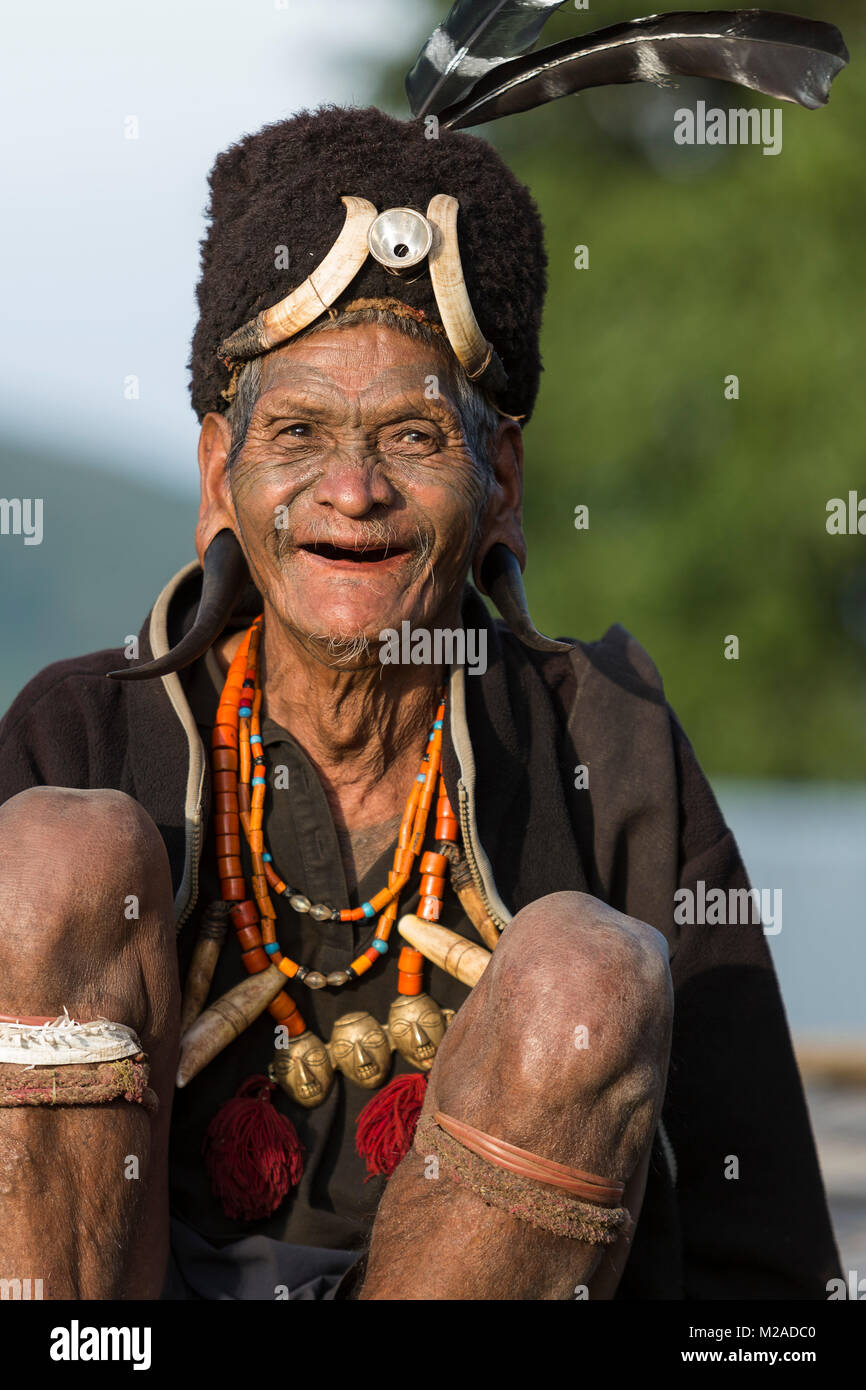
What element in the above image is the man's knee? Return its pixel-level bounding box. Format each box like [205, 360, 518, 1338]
[0, 788, 176, 1022]
[435, 889, 672, 1152]
[0, 786, 173, 934]
[482, 890, 671, 1069]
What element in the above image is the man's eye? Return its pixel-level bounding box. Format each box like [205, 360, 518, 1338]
[399, 429, 432, 444]
[279, 423, 312, 437]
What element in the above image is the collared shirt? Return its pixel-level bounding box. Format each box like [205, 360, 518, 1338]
[169, 650, 478, 1250]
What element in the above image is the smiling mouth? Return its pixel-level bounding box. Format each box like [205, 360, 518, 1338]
[299, 541, 411, 567]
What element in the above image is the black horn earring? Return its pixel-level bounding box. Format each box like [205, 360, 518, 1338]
[480, 544, 570, 654]
[108, 529, 249, 681]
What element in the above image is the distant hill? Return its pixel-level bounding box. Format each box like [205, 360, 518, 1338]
[0, 438, 198, 714]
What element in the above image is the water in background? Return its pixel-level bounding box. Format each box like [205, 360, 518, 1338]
[714, 780, 866, 1038]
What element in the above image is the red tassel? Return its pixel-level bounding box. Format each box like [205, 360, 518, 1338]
[203, 1075, 304, 1221]
[356, 1073, 428, 1178]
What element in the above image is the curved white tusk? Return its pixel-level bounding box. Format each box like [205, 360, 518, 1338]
[398, 912, 492, 988]
[175, 964, 287, 1087]
[426, 194, 507, 394]
[219, 195, 378, 361]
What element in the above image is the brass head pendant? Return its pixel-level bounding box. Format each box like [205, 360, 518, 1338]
[267, 993, 453, 1108]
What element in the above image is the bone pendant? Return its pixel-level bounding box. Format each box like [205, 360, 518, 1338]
[398, 914, 491, 987]
[179, 904, 230, 1036]
[447, 857, 501, 951]
[176, 965, 286, 1087]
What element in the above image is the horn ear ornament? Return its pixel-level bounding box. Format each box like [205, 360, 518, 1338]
[108, 529, 249, 681]
[480, 543, 571, 654]
[426, 194, 507, 397]
[218, 195, 377, 363]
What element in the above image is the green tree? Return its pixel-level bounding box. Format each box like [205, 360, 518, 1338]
[382, 1, 866, 777]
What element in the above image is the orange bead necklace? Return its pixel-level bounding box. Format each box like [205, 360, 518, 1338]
[212, 617, 459, 1038]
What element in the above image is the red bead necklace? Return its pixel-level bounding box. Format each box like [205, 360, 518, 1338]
[212, 618, 460, 1039]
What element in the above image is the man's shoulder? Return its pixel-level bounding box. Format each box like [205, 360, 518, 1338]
[0, 648, 128, 744]
[567, 621, 666, 698]
[502, 619, 669, 720]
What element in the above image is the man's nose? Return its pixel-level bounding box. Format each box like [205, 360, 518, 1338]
[311, 453, 396, 518]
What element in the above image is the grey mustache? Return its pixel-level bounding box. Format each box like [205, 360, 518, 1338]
[276, 516, 434, 577]
[289, 516, 404, 554]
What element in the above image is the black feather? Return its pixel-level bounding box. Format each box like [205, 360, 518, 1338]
[406, 0, 570, 118]
[436, 10, 849, 129]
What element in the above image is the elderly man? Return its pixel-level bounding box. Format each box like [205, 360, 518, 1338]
[0, 8, 848, 1300]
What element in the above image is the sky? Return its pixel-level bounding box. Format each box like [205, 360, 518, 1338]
[0, 0, 414, 494]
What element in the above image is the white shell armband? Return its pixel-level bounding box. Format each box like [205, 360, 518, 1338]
[0, 1011, 143, 1067]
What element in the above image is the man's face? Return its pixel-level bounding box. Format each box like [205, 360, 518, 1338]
[226, 322, 491, 661]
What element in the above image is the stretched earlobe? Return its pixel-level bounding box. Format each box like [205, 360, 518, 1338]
[107, 529, 249, 681]
[479, 543, 570, 654]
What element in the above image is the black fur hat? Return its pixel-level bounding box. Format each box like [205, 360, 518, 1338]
[189, 105, 547, 423]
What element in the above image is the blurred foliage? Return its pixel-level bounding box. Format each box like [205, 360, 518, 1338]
[379, 0, 866, 778]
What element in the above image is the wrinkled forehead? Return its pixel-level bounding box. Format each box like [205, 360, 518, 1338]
[255, 321, 458, 412]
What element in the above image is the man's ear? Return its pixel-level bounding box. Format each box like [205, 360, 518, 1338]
[472, 418, 526, 592]
[195, 412, 237, 563]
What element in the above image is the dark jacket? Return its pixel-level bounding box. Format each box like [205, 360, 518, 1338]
[0, 560, 841, 1299]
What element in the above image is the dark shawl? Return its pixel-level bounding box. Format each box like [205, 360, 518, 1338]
[0, 570, 840, 1298]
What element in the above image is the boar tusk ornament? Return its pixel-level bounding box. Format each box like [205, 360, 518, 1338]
[217, 192, 505, 398]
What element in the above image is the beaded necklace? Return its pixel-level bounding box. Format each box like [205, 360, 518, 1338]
[212, 617, 458, 1043]
[202, 617, 470, 1216]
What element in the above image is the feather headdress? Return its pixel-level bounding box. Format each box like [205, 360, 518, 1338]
[407, 6, 848, 127]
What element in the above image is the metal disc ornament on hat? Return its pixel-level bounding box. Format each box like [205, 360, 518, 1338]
[367, 207, 433, 269]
